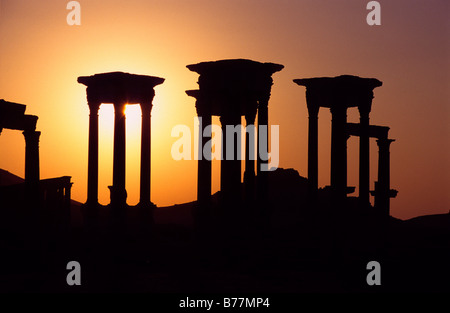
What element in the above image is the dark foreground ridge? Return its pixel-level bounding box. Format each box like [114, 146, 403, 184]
[0, 168, 448, 293]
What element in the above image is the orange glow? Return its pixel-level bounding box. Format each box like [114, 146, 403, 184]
[0, 1, 448, 220]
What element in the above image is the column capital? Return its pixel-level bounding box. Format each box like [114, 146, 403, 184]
[258, 76, 273, 103]
[305, 89, 320, 117]
[139, 89, 156, 108]
[195, 97, 211, 118]
[140, 101, 153, 113]
[376, 138, 395, 147]
[357, 90, 374, 116]
[244, 100, 258, 124]
[86, 86, 101, 109]
[87, 100, 101, 113]
[23, 129, 41, 141]
[186, 89, 211, 117]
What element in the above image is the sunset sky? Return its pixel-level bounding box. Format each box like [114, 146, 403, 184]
[0, 0, 448, 220]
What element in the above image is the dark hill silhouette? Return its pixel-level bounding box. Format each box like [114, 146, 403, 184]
[0, 169, 24, 186]
[155, 201, 195, 227]
[0, 167, 449, 293]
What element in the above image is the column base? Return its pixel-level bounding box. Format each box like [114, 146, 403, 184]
[137, 200, 156, 211]
[108, 185, 127, 208]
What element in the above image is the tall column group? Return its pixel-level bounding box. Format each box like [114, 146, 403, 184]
[294, 75, 383, 209]
[186, 59, 283, 217]
[346, 123, 397, 216]
[78, 72, 164, 221]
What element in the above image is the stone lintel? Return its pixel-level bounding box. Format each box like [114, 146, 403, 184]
[346, 122, 390, 139]
[186, 59, 283, 117]
[187, 59, 284, 76]
[0, 99, 38, 131]
[293, 75, 382, 110]
[78, 71, 165, 105]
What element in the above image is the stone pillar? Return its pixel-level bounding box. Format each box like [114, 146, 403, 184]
[110, 101, 127, 208]
[220, 116, 227, 195]
[139, 100, 153, 208]
[87, 100, 100, 206]
[306, 89, 320, 204]
[23, 129, 41, 211]
[23, 130, 40, 184]
[358, 95, 372, 209]
[376, 138, 395, 216]
[197, 112, 212, 205]
[257, 98, 269, 199]
[330, 105, 348, 203]
[190, 92, 212, 233]
[220, 113, 241, 201]
[244, 110, 257, 200]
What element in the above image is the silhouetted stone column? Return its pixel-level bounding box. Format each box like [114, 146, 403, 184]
[257, 98, 269, 199]
[376, 138, 395, 216]
[110, 101, 127, 208]
[23, 130, 40, 184]
[186, 90, 212, 206]
[330, 105, 347, 203]
[306, 90, 320, 204]
[220, 116, 227, 195]
[197, 112, 212, 205]
[139, 99, 153, 209]
[186, 90, 212, 233]
[220, 113, 241, 201]
[87, 100, 100, 206]
[23, 129, 40, 211]
[358, 96, 372, 209]
[244, 110, 257, 200]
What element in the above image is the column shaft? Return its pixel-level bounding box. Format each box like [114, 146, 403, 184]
[87, 102, 100, 206]
[220, 114, 241, 200]
[198, 114, 212, 204]
[23, 130, 40, 184]
[244, 114, 256, 200]
[111, 102, 127, 207]
[330, 106, 348, 203]
[306, 90, 319, 204]
[377, 139, 394, 216]
[139, 103, 152, 207]
[359, 111, 370, 208]
[257, 100, 269, 199]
